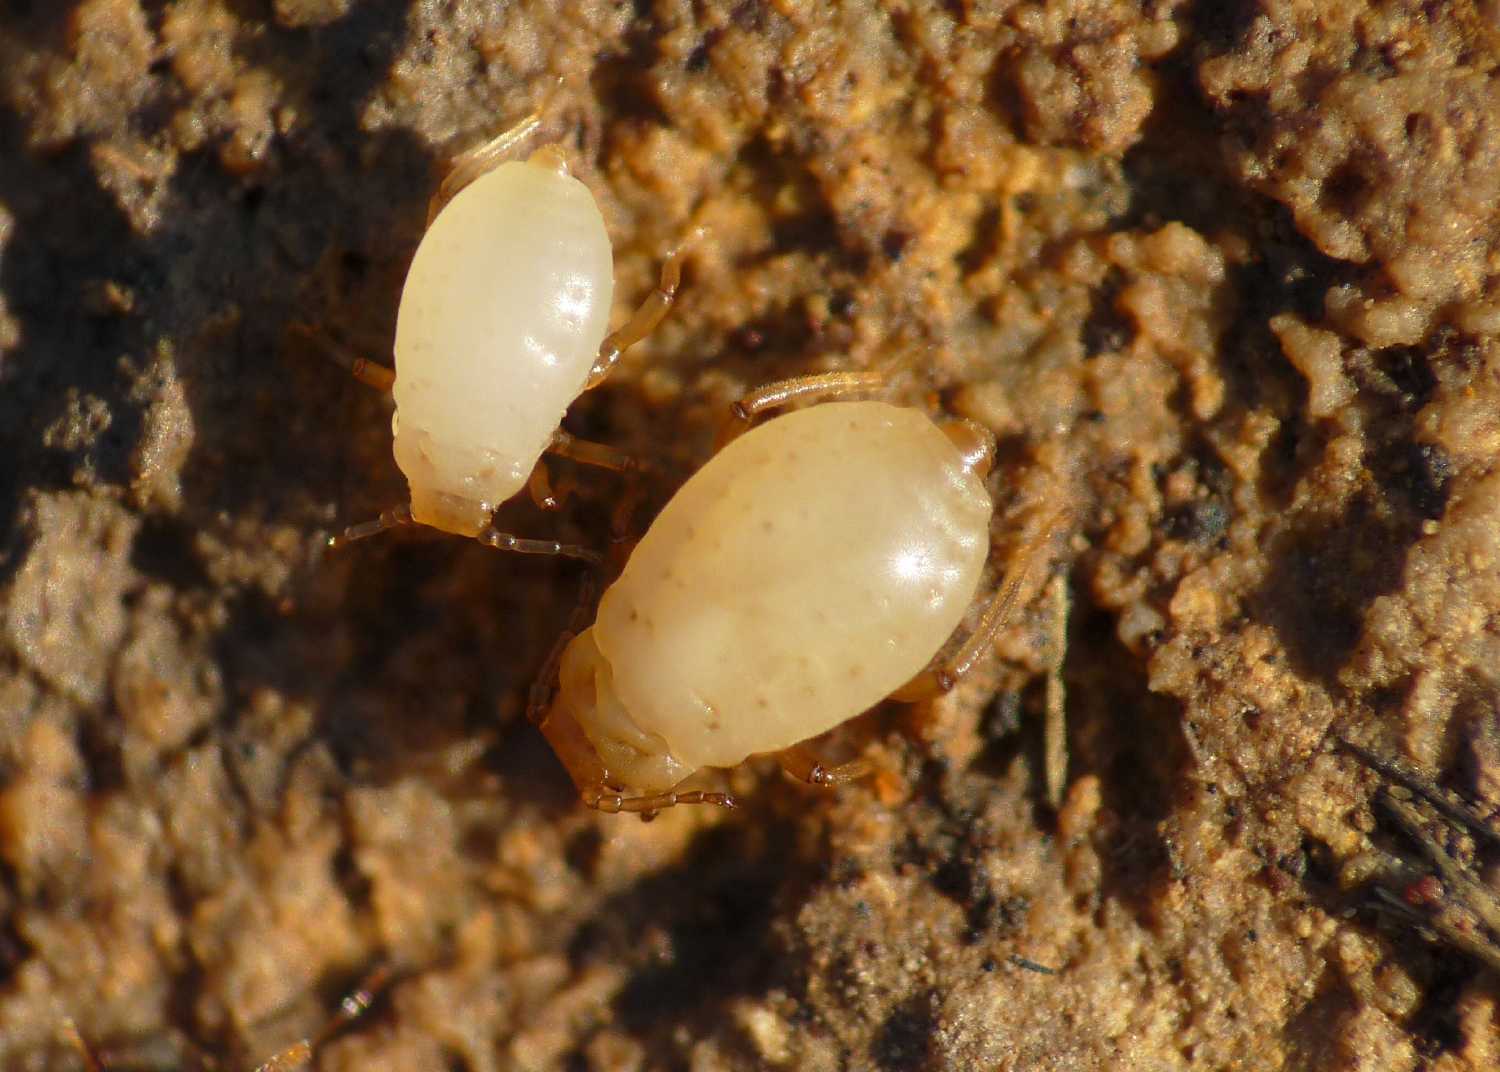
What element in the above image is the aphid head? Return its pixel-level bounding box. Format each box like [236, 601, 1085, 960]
[548, 629, 694, 795]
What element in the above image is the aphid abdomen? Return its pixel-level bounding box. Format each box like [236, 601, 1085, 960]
[392, 159, 614, 531]
[594, 401, 993, 769]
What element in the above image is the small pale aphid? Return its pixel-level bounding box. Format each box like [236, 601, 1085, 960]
[324, 115, 691, 562]
[530, 372, 1065, 815]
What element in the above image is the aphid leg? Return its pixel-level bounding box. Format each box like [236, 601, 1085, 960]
[428, 112, 543, 224]
[328, 504, 414, 549]
[1043, 572, 1069, 809]
[716, 370, 889, 448]
[527, 460, 576, 511]
[475, 526, 603, 567]
[610, 467, 649, 544]
[289, 322, 395, 392]
[546, 428, 642, 474]
[582, 785, 737, 814]
[889, 502, 1068, 703]
[543, 430, 645, 561]
[777, 743, 871, 787]
[586, 234, 700, 390]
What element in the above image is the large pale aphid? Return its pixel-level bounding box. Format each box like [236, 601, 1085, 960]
[529, 372, 1065, 816]
[326, 116, 688, 563]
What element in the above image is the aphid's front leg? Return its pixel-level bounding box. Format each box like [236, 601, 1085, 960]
[776, 743, 871, 787]
[716, 369, 888, 448]
[890, 502, 1067, 703]
[586, 237, 695, 390]
[428, 112, 543, 224]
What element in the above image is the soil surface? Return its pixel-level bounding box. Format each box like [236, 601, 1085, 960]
[2, 2, 1499, 1070]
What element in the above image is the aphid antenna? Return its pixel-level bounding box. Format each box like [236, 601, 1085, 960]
[288, 322, 395, 392]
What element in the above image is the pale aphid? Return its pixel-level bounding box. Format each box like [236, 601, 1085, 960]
[323, 115, 691, 564]
[529, 372, 1067, 817]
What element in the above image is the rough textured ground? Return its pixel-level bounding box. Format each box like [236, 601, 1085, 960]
[2, 1, 1499, 1069]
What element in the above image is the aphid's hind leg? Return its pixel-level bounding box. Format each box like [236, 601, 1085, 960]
[777, 743, 871, 787]
[890, 502, 1068, 703]
[328, 504, 414, 549]
[716, 370, 889, 448]
[290, 322, 396, 392]
[586, 234, 700, 390]
[428, 112, 543, 224]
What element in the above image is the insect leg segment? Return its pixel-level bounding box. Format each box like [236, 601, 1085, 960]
[582, 785, 737, 814]
[586, 235, 696, 390]
[526, 460, 568, 511]
[546, 428, 642, 473]
[889, 502, 1069, 703]
[328, 504, 414, 549]
[776, 743, 872, 787]
[475, 527, 603, 566]
[716, 370, 888, 448]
